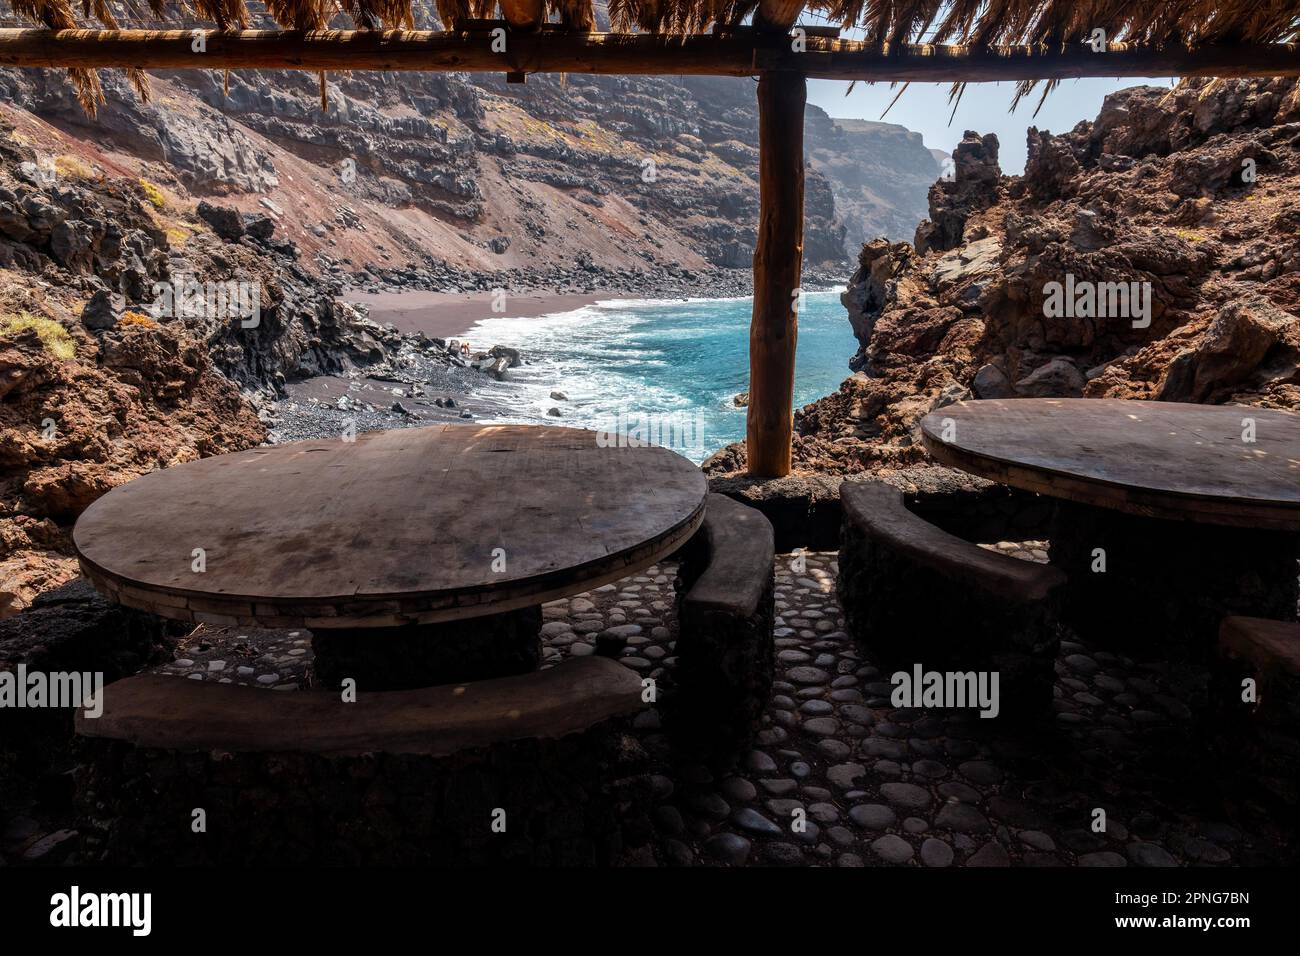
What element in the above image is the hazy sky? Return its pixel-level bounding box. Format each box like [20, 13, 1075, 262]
[807, 76, 1179, 174]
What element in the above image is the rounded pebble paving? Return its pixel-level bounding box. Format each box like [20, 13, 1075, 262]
[144, 549, 1281, 867]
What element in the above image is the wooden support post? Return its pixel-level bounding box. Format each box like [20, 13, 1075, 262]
[746, 70, 805, 478]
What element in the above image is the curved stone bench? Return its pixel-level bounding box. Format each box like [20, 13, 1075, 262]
[668, 493, 775, 754]
[838, 480, 1066, 717]
[0, 579, 179, 808]
[1208, 617, 1300, 810]
[74, 656, 653, 865]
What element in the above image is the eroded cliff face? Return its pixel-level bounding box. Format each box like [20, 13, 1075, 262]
[0, 0, 946, 280]
[706, 78, 1300, 476]
[0, 108, 414, 616]
[806, 115, 939, 254]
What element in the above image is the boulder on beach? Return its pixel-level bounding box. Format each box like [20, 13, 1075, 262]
[489, 345, 522, 368]
[474, 355, 510, 380]
[550, 390, 568, 401]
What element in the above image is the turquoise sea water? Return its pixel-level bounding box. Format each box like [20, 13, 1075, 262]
[465, 289, 857, 462]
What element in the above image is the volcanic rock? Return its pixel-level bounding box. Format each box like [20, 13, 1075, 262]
[708, 76, 1300, 478]
[80, 290, 122, 331]
[197, 200, 245, 241]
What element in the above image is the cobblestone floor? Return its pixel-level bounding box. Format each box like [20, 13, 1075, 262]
[136, 544, 1296, 868]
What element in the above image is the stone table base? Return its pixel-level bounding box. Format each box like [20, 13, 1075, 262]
[309, 606, 542, 690]
[1049, 502, 1300, 659]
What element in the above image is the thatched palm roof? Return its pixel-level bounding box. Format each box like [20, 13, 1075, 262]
[3, 0, 1298, 111]
[8, 0, 1298, 43]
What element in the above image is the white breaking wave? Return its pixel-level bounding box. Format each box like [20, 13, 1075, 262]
[461, 290, 855, 463]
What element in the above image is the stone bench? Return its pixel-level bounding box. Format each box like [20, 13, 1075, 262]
[74, 656, 654, 865]
[1209, 616, 1300, 810]
[837, 480, 1067, 717]
[668, 493, 775, 754]
[0, 579, 180, 807]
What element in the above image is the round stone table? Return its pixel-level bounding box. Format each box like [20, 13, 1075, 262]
[920, 398, 1300, 654]
[74, 424, 708, 688]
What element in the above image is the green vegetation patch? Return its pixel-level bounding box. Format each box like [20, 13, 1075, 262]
[139, 179, 167, 210]
[0, 312, 77, 360]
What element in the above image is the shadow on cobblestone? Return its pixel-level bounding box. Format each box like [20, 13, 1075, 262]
[129, 545, 1298, 868]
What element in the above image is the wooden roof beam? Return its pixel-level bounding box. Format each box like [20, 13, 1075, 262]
[2, 31, 1297, 81]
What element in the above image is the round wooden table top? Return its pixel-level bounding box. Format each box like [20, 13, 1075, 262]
[74, 424, 708, 628]
[920, 398, 1300, 531]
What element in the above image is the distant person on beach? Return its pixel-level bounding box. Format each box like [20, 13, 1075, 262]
[461, 342, 471, 357]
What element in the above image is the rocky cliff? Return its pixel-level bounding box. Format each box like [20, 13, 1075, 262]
[0, 2, 942, 281]
[805, 115, 939, 253]
[0, 104, 421, 616]
[706, 77, 1300, 475]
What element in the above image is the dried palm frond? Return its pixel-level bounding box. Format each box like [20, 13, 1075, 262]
[338, 0, 379, 28]
[718, 0, 759, 30]
[547, 0, 595, 31]
[877, 80, 907, 118]
[81, 0, 117, 26]
[127, 67, 152, 101]
[11, 0, 76, 23]
[341, 0, 419, 30]
[264, 0, 332, 30]
[847, 0, 1300, 49]
[434, 0, 470, 28]
[68, 70, 105, 114]
[191, 0, 250, 30]
[11, 0, 104, 114]
[6, 0, 1296, 42]
[605, 0, 638, 30]
[80, 1, 155, 102]
[9, 0, 1300, 117]
[945, 79, 965, 123]
[265, 0, 334, 112]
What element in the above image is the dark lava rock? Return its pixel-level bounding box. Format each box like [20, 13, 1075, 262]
[241, 213, 276, 242]
[80, 289, 122, 330]
[197, 201, 245, 242]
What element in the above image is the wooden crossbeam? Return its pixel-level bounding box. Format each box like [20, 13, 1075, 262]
[0, 30, 1297, 81]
